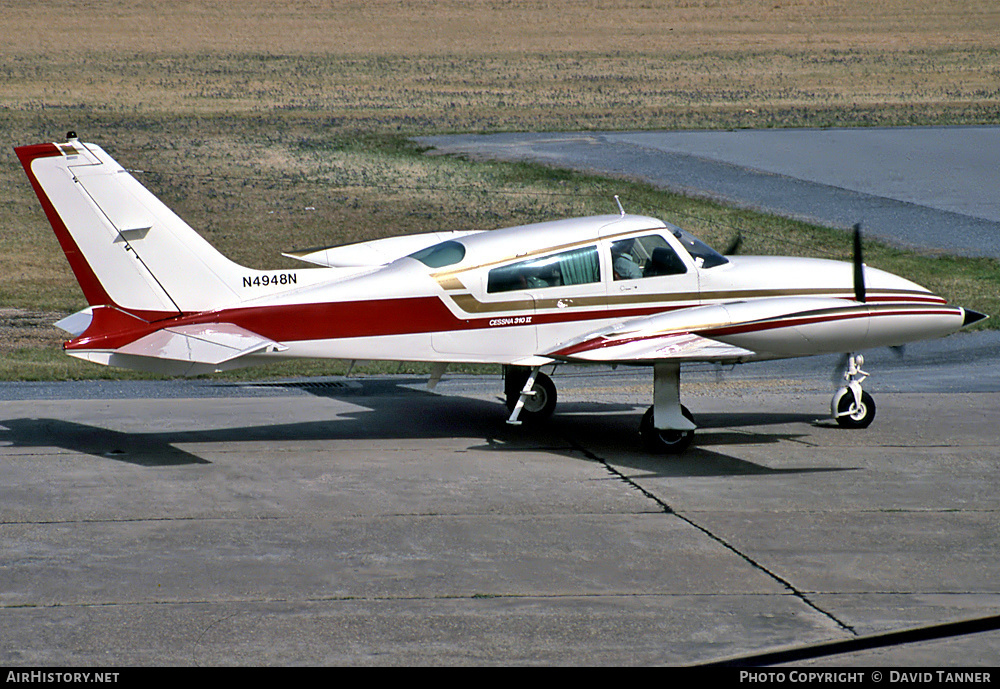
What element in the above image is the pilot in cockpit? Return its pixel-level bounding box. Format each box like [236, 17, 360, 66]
[611, 239, 643, 280]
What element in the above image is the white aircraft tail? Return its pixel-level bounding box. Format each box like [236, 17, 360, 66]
[16, 136, 249, 319]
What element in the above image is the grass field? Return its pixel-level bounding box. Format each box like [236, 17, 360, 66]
[1, 1, 998, 379]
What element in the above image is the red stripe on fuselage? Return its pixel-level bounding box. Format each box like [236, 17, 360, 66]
[702, 305, 960, 338]
[66, 292, 955, 353]
[67, 296, 461, 351]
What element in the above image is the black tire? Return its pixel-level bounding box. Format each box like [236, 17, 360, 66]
[504, 370, 557, 422]
[639, 404, 695, 454]
[835, 389, 876, 429]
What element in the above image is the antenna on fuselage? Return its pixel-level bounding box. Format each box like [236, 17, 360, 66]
[614, 195, 625, 217]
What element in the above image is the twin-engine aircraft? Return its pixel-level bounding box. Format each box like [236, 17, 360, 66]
[16, 136, 986, 452]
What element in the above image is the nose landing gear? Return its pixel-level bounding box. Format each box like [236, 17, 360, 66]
[832, 353, 876, 428]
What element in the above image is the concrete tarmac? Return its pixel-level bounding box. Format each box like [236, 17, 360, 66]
[2, 345, 998, 665]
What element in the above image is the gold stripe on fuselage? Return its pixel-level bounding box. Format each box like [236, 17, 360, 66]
[444, 287, 933, 317]
[435, 276, 467, 291]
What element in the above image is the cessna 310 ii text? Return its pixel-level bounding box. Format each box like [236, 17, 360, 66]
[15, 135, 987, 453]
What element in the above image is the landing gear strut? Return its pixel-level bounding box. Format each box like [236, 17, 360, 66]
[639, 362, 697, 454]
[504, 365, 557, 425]
[832, 353, 876, 428]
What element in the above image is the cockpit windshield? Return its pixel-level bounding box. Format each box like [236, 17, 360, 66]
[409, 240, 466, 268]
[670, 227, 729, 269]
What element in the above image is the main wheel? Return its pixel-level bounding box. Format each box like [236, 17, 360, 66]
[505, 370, 557, 422]
[639, 405, 695, 454]
[834, 388, 876, 429]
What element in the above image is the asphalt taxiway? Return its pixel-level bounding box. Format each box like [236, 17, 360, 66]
[416, 126, 1000, 259]
[2, 332, 998, 665]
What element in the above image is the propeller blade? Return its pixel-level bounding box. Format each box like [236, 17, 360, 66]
[852, 223, 866, 304]
[723, 232, 743, 256]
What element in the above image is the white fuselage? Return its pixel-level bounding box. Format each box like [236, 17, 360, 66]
[167, 215, 959, 368]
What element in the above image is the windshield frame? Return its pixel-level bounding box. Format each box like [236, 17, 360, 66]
[668, 226, 729, 269]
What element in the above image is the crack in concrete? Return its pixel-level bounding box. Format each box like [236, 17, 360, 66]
[568, 435, 858, 636]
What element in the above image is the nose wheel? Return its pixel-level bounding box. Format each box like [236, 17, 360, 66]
[832, 354, 876, 428]
[834, 388, 876, 428]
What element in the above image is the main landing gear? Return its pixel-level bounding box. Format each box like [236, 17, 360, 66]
[504, 365, 557, 425]
[639, 404, 695, 454]
[639, 362, 698, 454]
[504, 362, 698, 453]
[832, 353, 876, 428]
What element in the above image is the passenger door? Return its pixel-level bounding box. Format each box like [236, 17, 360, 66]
[482, 244, 608, 354]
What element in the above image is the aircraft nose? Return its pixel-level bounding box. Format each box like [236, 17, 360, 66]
[963, 308, 989, 328]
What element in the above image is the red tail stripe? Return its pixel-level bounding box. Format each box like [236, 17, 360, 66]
[15, 144, 114, 308]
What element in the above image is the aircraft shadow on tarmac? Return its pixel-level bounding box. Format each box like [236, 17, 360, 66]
[227, 378, 856, 479]
[0, 378, 856, 477]
[530, 406, 856, 477]
[0, 417, 211, 467]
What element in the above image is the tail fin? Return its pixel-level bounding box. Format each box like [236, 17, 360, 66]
[15, 136, 247, 318]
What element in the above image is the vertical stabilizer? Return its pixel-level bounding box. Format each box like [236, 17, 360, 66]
[16, 137, 249, 318]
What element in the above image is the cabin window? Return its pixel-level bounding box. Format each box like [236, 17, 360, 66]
[410, 240, 466, 268]
[487, 245, 601, 293]
[611, 235, 688, 279]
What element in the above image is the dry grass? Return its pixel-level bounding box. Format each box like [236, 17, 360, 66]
[2, 43, 999, 132]
[2, 1, 999, 128]
[4, 1, 999, 56]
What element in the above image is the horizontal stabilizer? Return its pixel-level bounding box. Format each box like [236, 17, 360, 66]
[116, 323, 287, 365]
[54, 307, 96, 337]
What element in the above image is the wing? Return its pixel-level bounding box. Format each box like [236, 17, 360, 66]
[544, 301, 767, 364]
[542, 297, 974, 363]
[542, 296, 962, 364]
[545, 305, 756, 364]
[547, 328, 755, 363]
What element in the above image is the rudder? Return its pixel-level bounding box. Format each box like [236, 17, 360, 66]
[16, 136, 247, 318]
